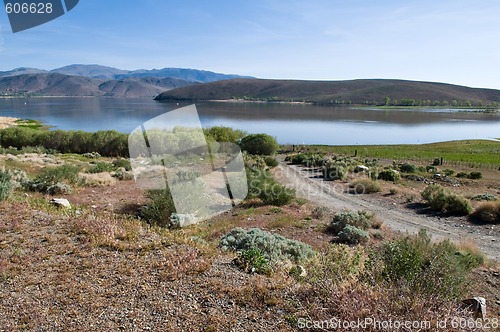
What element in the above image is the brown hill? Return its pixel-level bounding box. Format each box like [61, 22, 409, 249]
[99, 77, 195, 97]
[155, 78, 500, 106]
[0, 73, 195, 98]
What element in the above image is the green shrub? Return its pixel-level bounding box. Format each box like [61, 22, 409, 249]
[471, 193, 497, 201]
[239, 134, 279, 155]
[443, 169, 455, 176]
[426, 166, 438, 173]
[421, 184, 472, 215]
[399, 163, 417, 173]
[350, 179, 381, 194]
[46, 182, 72, 195]
[258, 182, 295, 206]
[287, 153, 326, 167]
[330, 210, 373, 234]
[0, 127, 129, 157]
[456, 172, 468, 178]
[378, 169, 400, 182]
[338, 225, 369, 244]
[307, 244, 366, 286]
[235, 248, 271, 275]
[367, 229, 482, 300]
[445, 194, 473, 215]
[432, 158, 441, 166]
[87, 162, 116, 174]
[112, 158, 132, 171]
[140, 188, 177, 228]
[112, 170, 135, 181]
[264, 156, 279, 168]
[0, 171, 12, 201]
[470, 201, 500, 224]
[23, 164, 82, 195]
[219, 227, 315, 263]
[204, 126, 247, 143]
[468, 171, 482, 179]
[389, 188, 398, 195]
[323, 163, 347, 180]
[246, 168, 295, 205]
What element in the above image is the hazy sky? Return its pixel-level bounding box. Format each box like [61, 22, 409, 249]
[1, 0, 500, 89]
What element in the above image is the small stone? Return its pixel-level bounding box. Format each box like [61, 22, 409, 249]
[50, 198, 71, 209]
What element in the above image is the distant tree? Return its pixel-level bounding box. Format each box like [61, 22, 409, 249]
[383, 96, 390, 105]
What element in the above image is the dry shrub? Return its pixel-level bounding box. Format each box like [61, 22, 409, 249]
[79, 172, 116, 187]
[296, 283, 475, 329]
[350, 178, 381, 194]
[159, 246, 212, 281]
[72, 211, 146, 250]
[470, 201, 500, 224]
[73, 212, 119, 246]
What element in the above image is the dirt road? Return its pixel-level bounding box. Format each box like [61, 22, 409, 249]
[277, 163, 500, 261]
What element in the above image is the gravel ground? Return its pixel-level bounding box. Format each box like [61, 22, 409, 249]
[276, 163, 500, 261]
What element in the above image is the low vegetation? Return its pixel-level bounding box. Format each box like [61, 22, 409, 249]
[0, 170, 12, 201]
[313, 139, 500, 166]
[238, 133, 279, 155]
[0, 125, 497, 329]
[328, 210, 380, 244]
[350, 178, 381, 194]
[470, 201, 500, 224]
[421, 184, 473, 215]
[219, 227, 315, 264]
[23, 164, 83, 195]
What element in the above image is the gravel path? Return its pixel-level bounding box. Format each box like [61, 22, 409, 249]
[277, 163, 500, 261]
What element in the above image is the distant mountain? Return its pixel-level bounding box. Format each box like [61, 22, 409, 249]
[0, 73, 196, 97]
[155, 78, 500, 106]
[0, 67, 48, 77]
[51, 64, 128, 80]
[116, 68, 249, 83]
[49, 64, 250, 82]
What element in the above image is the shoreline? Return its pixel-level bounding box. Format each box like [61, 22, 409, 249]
[0, 116, 20, 129]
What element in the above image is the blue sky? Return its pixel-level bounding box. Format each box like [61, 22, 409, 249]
[1, 0, 500, 89]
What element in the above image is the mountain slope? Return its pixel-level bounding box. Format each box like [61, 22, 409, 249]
[51, 64, 129, 80]
[155, 78, 500, 105]
[0, 67, 48, 77]
[0, 73, 195, 97]
[98, 77, 195, 97]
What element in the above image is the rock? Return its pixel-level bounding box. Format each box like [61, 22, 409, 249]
[462, 297, 486, 320]
[50, 198, 71, 209]
[354, 165, 369, 173]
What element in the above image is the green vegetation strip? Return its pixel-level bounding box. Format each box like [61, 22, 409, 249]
[311, 140, 500, 166]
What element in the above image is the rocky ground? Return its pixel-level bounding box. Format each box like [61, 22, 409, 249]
[0, 152, 499, 330]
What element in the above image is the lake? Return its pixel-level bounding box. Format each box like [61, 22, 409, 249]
[0, 97, 499, 145]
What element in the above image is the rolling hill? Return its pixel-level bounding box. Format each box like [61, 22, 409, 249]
[0, 64, 249, 97]
[154, 78, 500, 106]
[0, 73, 195, 98]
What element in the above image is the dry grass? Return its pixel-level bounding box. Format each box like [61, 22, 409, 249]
[79, 172, 117, 187]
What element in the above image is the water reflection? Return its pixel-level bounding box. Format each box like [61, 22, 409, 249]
[0, 98, 498, 145]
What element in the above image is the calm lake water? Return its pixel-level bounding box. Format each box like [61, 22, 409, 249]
[0, 97, 499, 145]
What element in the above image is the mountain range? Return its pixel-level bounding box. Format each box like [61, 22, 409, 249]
[155, 78, 500, 106]
[0, 64, 249, 98]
